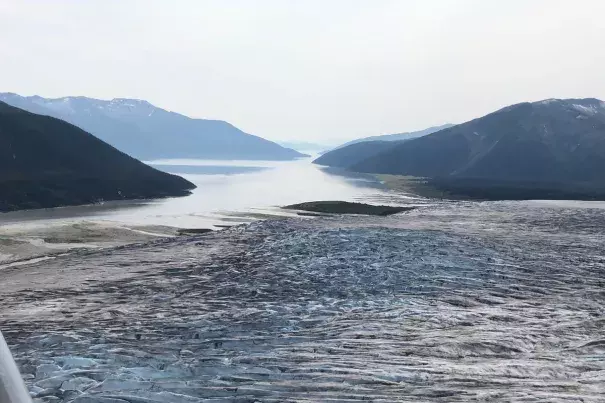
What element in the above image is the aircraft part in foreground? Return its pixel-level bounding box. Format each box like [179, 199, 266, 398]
[0, 330, 32, 403]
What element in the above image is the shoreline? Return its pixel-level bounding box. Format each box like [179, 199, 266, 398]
[377, 174, 605, 202]
[0, 208, 301, 265]
[0, 222, 184, 266]
[375, 174, 453, 199]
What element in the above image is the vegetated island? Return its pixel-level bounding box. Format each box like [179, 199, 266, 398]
[283, 201, 415, 216]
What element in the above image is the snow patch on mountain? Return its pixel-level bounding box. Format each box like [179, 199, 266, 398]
[572, 104, 600, 115]
[537, 98, 559, 105]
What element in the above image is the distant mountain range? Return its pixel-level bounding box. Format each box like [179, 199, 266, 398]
[315, 98, 605, 200]
[0, 93, 307, 161]
[314, 141, 396, 169]
[0, 101, 194, 212]
[314, 124, 454, 169]
[277, 141, 333, 154]
[336, 124, 455, 149]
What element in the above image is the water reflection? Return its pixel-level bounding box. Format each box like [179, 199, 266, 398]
[316, 166, 385, 189]
[151, 164, 269, 175]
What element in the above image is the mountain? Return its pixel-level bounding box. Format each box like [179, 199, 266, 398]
[313, 140, 397, 169]
[0, 93, 307, 161]
[0, 101, 195, 212]
[314, 124, 455, 169]
[351, 98, 605, 184]
[337, 124, 455, 149]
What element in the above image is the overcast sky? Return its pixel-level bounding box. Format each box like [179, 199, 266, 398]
[1, 0, 604, 144]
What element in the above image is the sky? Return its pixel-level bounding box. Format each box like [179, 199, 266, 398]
[1, 0, 604, 144]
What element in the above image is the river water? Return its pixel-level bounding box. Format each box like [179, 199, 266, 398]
[1, 159, 603, 266]
[0, 158, 420, 264]
[0, 158, 415, 228]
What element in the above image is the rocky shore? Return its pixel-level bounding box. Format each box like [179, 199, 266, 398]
[1, 201, 604, 402]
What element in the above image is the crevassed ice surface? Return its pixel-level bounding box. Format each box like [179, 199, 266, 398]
[1, 201, 604, 402]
